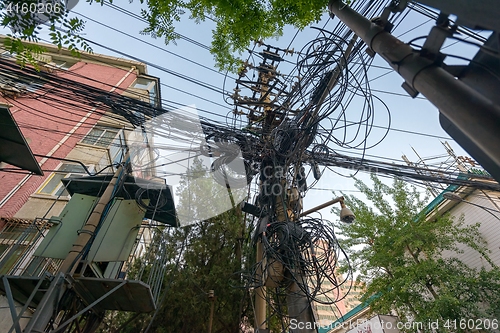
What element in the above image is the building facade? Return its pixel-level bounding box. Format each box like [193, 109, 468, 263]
[0, 38, 159, 218]
[430, 186, 500, 268]
[0, 38, 161, 275]
[0, 39, 166, 331]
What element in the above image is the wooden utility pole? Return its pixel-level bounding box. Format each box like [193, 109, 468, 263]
[255, 62, 274, 333]
[235, 46, 318, 332]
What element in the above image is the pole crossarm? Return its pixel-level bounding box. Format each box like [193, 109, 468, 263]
[299, 197, 345, 217]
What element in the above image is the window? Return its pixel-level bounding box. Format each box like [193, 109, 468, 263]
[37, 164, 89, 197]
[45, 58, 77, 70]
[0, 244, 9, 258]
[0, 245, 27, 274]
[131, 77, 158, 106]
[108, 131, 126, 166]
[82, 126, 120, 147]
[83, 126, 126, 173]
[0, 72, 45, 93]
[0, 226, 31, 241]
[0, 50, 15, 59]
[0, 221, 40, 275]
[51, 58, 75, 70]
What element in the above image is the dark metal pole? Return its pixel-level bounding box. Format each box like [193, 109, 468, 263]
[208, 290, 215, 333]
[328, 0, 500, 181]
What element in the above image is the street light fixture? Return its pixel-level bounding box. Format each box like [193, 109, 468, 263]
[443, 192, 500, 221]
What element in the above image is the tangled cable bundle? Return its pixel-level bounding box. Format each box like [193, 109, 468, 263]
[294, 34, 350, 119]
[257, 218, 352, 308]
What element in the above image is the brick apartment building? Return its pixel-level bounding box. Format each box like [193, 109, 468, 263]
[0, 37, 161, 274]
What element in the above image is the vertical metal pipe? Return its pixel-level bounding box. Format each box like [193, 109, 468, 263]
[208, 290, 215, 333]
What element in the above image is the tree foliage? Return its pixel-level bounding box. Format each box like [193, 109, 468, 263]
[1, 0, 92, 66]
[138, 0, 328, 70]
[332, 174, 500, 331]
[1, 0, 331, 71]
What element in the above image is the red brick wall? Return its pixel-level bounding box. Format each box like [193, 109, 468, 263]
[0, 61, 138, 217]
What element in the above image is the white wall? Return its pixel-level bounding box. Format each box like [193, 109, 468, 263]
[443, 189, 500, 269]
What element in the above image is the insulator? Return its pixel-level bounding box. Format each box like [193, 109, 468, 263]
[260, 50, 283, 62]
[312, 162, 322, 180]
[241, 202, 262, 216]
[297, 166, 307, 191]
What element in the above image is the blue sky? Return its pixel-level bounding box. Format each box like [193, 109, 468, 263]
[1, 1, 482, 222]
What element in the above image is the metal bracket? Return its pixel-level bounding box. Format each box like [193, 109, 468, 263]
[421, 20, 453, 63]
[442, 64, 467, 77]
[402, 82, 419, 98]
[375, 0, 409, 33]
[365, 47, 376, 58]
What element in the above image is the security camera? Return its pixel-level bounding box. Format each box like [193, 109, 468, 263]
[340, 207, 355, 223]
[340, 201, 355, 223]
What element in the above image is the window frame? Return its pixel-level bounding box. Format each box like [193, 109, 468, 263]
[0, 72, 45, 93]
[0, 50, 15, 59]
[108, 131, 127, 170]
[51, 59, 73, 70]
[82, 125, 127, 173]
[131, 76, 159, 107]
[36, 163, 91, 197]
[81, 125, 121, 148]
